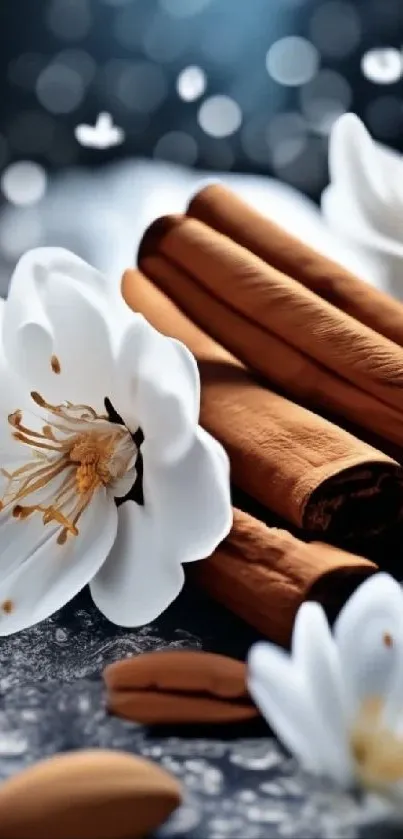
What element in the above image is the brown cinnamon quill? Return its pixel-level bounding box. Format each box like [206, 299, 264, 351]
[137, 213, 403, 453]
[188, 182, 403, 347]
[189, 508, 376, 646]
[122, 268, 403, 543]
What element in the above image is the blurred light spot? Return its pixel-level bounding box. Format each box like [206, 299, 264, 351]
[0, 212, 43, 261]
[361, 48, 403, 84]
[266, 112, 308, 167]
[75, 113, 125, 149]
[7, 111, 56, 155]
[46, 0, 92, 41]
[177, 66, 206, 101]
[309, 2, 361, 59]
[266, 37, 319, 87]
[154, 131, 198, 166]
[7, 53, 47, 90]
[300, 69, 352, 133]
[198, 95, 242, 138]
[113, 6, 148, 49]
[114, 61, 167, 113]
[36, 63, 85, 114]
[1, 162, 47, 207]
[144, 16, 188, 62]
[274, 136, 327, 192]
[365, 96, 403, 140]
[54, 50, 96, 86]
[160, 0, 213, 18]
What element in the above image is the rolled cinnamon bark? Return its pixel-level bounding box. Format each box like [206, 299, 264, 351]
[139, 252, 403, 453]
[122, 269, 403, 543]
[188, 508, 376, 646]
[137, 214, 403, 416]
[187, 182, 403, 348]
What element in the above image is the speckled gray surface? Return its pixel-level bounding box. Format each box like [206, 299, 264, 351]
[0, 583, 393, 838]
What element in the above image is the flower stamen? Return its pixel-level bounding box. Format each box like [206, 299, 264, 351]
[0, 392, 137, 542]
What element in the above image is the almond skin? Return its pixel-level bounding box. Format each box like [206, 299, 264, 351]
[0, 749, 182, 839]
[104, 650, 259, 725]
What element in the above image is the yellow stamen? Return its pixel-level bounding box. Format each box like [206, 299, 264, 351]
[0, 392, 137, 544]
[350, 696, 403, 790]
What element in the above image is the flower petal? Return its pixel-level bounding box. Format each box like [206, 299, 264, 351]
[113, 315, 200, 460]
[90, 499, 185, 627]
[3, 248, 124, 413]
[0, 487, 117, 635]
[141, 426, 232, 562]
[292, 602, 354, 786]
[334, 573, 403, 716]
[248, 642, 327, 774]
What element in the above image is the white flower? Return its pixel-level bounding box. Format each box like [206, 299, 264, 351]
[0, 247, 232, 635]
[322, 112, 403, 298]
[248, 574, 403, 817]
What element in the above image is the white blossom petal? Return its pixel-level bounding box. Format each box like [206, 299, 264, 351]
[141, 426, 231, 563]
[0, 487, 117, 635]
[110, 464, 137, 499]
[248, 642, 328, 774]
[2, 248, 122, 413]
[113, 315, 200, 459]
[334, 574, 403, 718]
[292, 602, 353, 785]
[90, 499, 185, 627]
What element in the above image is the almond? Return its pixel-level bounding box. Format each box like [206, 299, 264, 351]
[104, 650, 259, 725]
[0, 749, 182, 839]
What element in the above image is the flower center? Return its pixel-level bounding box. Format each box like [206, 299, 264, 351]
[0, 391, 138, 544]
[350, 696, 403, 791]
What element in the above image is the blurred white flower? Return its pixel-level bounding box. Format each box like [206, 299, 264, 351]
[75, 112, 125, 149]
[322, 112, 403, 299]
[248, 574, 403, 819]
[0, 247, 232, 635]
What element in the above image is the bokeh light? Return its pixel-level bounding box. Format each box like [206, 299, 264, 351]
[177, 66, 207, 101]
[198, 95, 242, 138]
[300, 69, 352, 133]
[54, 50, 97, 87]
[159, 0, 214, 18]
[266, 37, 319, 87]
[111, 60, 168, 114]
[1, 0, 403, 213]
[1, 162, 47, 207]
[309, 2, 361, 59]
[46, 0, 92, 42]
[361, 48, 403, 84]
[36, 63, 85, 115]
[266, 112, 308, 168]
[154, 131, 198, 165]
[75, 113, 125, 149]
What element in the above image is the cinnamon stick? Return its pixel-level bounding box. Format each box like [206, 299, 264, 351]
[122, 268, 403, 543]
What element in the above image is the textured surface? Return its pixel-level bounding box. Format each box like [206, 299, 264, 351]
[0, 581, 390, 839]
